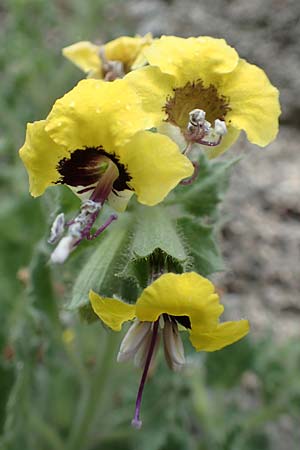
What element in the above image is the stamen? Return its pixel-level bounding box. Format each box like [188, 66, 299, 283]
[185, 108, 227, 147]
[118, 321, 152, 363]
[86, 213, 117, 240]
[163, 319, 185, 372]
[99, 46, 125, 81]
[180, 161, 199, 185]
[131, 320, 159, 430]
[49, 200, 117, 263]
[214, 119, 227, 136]
[50, 235, 77, 264]
[69, 200, 102, 243]
[48, 213, 65, 244]
[49, 153, 124, 263]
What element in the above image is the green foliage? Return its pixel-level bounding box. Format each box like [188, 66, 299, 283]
[1, 2, 299, 450]
[71, 156, 233, 305]
[130, 205, 188, 262]
[205, 337, 255, 388]
[70, 213, 137, 310]
[172, 154, 239, 218]
[177, 217, 224, 275]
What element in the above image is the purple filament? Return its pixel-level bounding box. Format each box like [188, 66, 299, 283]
[196, 135, 222, 147]
[73, 213, 117, 246]
[180, 161, 199, 185]
[87, 213, 117, 240]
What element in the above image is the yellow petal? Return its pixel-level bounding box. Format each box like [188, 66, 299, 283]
[136, 272, 223, 329]
[105, 34, 153, 70]
[220, 59, 281, 146]
[89, 290, 136, 332]
[144, 36, 239, 86]
[62, 41, 102, 74]
[119, 131, 194, 206]
[45, 78, 149, 153]
[205, 126, 241, 159]
[19, 120, 69, 197]
[190, 320, 250, 351]
[125, 66, 175, 127]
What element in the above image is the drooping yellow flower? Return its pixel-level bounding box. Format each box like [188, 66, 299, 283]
[90, 272, 249, 428]
[125, 36, 281, 158]
[63, 33, 152, 80]
[20, 78, 193, 263]
[90, 271, 249, 350]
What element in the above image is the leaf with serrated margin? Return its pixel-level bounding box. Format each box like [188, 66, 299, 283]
[177, 217, 224, 275]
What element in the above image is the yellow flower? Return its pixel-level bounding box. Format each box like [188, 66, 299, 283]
[126, 35, 281, 158]
[90, 272, 249, 428]
[63, 33, 152, 80]
[20, 78, 192, 263]
[20, 78, 192, 205]
[90, 271, 249, 350]
[62, 328, 75, 345]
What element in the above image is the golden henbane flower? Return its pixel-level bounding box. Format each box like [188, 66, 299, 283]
[19, 78, 192, 262]
[125, 35, 281, 158]
[63, 33, 152, 80]
[90, 272, 249, 428]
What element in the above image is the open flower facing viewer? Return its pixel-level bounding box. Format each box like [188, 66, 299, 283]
[90, 272, 249, 429]
[125, 36, 281, 158]
[19, 78, 193, 263]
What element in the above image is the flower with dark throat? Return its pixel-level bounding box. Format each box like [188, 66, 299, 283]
[63, 33, 152, 81]
[90, 272, 249, 429]
[19, 78, 193, 263]
[125, 36, 281, 158]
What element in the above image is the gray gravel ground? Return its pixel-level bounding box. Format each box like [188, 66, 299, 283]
[213, 127, 300, 340]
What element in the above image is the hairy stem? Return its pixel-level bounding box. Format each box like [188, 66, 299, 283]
[67, 331, 118, 450]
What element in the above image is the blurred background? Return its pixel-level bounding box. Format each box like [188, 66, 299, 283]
[1, 0, 300, 449]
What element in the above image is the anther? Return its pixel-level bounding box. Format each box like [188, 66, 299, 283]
[163, 319, 185, 372]
[214, 119, 227, 136]
[189, 109, 206, 125]
[117, 321, 152, 363]
[80, 199, 101, 214]
[99, 46, 125, 81]
[48, 213, 65, 244]
[50, 235, 77, 264]
[49, 200, 117, 263]
[185, 109, 227, 147]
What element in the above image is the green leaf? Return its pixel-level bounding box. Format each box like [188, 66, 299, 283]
[172, 154, 240, 218]
[117, 257, 150, 290]
[69, 213, 135, 309]
[177, 217, 224, 275]
[118, 204, 190, 287]
[28, 242, 59, 321]
[131, 205, 188, 261]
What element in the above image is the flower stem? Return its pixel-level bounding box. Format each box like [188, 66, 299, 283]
[66, 331, 118, 450]
[29, 410, 65, 450]
[131, 320, 159, 429]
